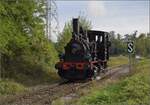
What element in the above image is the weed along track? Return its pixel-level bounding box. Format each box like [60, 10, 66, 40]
[0, 65, 129, 105]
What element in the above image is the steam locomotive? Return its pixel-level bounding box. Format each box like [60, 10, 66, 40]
[55, 18, 111, 80]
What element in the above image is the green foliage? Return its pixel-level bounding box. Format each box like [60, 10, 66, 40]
[109, 32, 127, 56]
[111, 39, 126, 55]
[0, 0, 58, 86]
[135, 33, 150, 57]
[79, 59, 150, 105]
[56, 22, 72, 53]
[109, 32, 150, 57]
[0, 79, 26, 95]
[55, 16, 92, 53]
[78, 15, 92, 30]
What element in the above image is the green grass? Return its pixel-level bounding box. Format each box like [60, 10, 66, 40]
[0, 79, 27, 96]
[78, 58, 150, 105]
[0, 71, 60, 96]
[13, 70, 60, 86]
[108, 55, 128, 67]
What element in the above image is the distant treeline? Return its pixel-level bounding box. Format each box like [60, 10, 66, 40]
[109, 31, 150, 57]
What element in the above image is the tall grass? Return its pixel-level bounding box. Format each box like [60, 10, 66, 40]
[0, 79, 27, 96]
[78, 59, 150, 105]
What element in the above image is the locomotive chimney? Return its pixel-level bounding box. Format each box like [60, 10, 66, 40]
[72, 18, 79, 35]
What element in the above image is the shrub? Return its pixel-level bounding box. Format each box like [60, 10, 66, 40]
[80, 59, 150, 105]
[0, 79, 26, 95]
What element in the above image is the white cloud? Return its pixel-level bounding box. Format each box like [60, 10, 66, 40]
[92, 16, 149, 36]
[87, 1, 106, 16]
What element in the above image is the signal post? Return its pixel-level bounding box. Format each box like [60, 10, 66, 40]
[127, 41, 134, 73]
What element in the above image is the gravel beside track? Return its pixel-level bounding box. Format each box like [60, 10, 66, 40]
[0, 65, 129, 105]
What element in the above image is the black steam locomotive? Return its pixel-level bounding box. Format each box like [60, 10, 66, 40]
[55, 18, 111, 80]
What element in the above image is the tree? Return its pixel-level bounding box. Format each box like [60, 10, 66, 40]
[78, 15, 92, 30]
[55, 16, 92, 53]
[117, 33, 121, 40]
[56, 23, 72, 53]
[109, 32, 127, 55]
[135, 33, 148, 57]
[0, 0, 58, 84]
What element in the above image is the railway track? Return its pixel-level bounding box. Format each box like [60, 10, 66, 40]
[0, 65, 129, 105]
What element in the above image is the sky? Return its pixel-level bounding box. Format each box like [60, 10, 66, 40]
[51, 0, 149, 41]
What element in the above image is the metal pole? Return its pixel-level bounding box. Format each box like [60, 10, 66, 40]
[132, 31, 137, 71]
[46, 0, 48, 39]
[49, 0, 52, 39]
[129, 54, 131, 73]
[47, 0, 52, 40]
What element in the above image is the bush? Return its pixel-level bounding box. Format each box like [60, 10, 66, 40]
[0, 80, 26, 95]
[0, 0, 59, 86]
[80, 59, 150, 105]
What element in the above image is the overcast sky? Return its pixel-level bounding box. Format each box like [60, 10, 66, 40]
[52, 0, 149, 41]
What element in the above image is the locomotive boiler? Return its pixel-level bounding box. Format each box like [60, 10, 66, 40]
[55, 18, 111, 80]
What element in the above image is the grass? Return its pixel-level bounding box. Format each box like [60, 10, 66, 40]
[0, 71, 60, 96]
[0, 79, 27, 96]
[108, 55, 128, 67]
[78, 58, 150, 105]
[13, 70, 60, 86]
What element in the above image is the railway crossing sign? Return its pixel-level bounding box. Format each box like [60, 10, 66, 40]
[127, 41, 134, 53]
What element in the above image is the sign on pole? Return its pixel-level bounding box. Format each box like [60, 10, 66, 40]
[127, 41, 134, 53]
[127, 41, 134, 73]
